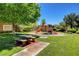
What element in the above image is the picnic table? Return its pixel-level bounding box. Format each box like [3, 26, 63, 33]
[15, 34, 39, 46]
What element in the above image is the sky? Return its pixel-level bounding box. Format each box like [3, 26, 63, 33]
[38, 3, 79, 25]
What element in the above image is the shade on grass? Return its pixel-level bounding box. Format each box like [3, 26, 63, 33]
[37, 34, 79, 56]
[0, 34, 23, 56]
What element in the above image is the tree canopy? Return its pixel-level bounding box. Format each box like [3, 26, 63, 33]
[63, 13, 78, 28]
[0, 3, 40, 25]
[55, 13, 79, 32]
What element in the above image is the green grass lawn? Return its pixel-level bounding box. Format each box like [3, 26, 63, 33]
[37, 34, 79, 56]
[0, 33, 79, 56]
[0, 33, 23, 56]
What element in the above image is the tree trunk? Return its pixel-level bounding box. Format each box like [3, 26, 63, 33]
[12, 23, 16, 35]
[70, 24, 73, 29]
[65, 24, 68, 32]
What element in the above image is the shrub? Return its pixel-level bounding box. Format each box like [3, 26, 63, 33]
[23, 28, 32, 32]
[58, 28, 66, 32]
[76, 30, 79, 34]
[0, 31, 12, 33]
[67, 28, 77, 33]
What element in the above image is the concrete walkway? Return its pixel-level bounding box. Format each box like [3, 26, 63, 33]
[13, 42, 49, 56]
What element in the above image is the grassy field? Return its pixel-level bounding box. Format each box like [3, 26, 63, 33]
[37, 34, 79, 56]
[0, 33, 23, 56]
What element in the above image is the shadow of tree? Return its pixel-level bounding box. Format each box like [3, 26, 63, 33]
[0, 34, 18, 51]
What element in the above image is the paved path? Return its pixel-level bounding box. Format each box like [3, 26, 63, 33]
[13, 42, 49, 56]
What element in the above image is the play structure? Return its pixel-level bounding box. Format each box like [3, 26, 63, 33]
[36, 19, 60, 35]
[36, 21, 53, 34]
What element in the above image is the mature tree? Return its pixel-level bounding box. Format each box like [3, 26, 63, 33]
[58, 22, 67, 32]
[0, 3, 40, 32]
[75, 15, 79, 30]
[63, 13, 78, 28]
[59, 22, 66, 29]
